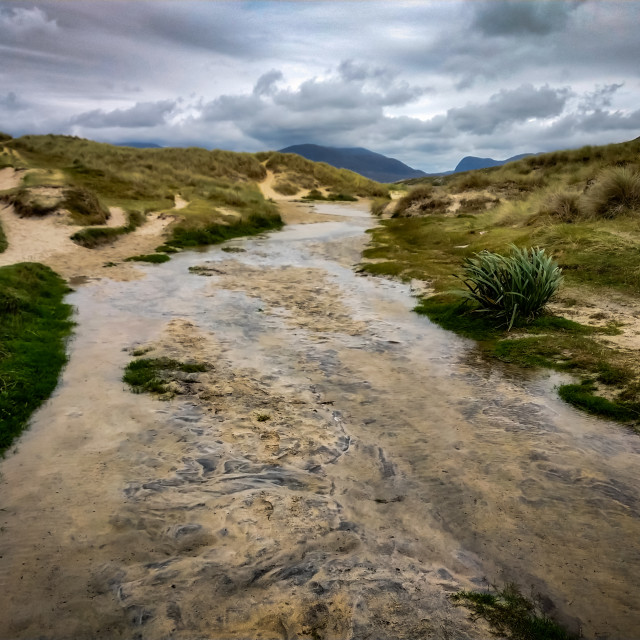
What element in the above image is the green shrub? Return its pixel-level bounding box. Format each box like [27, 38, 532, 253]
[63, 187, 110, 224]
[0, 187, 62, 217]
[585, 166, 640, 218]
[70, 209, 145, 248]
[125, 253, 171, 264]
[302, 188, 325, 200]
[393, 185, 445, 216]
[273, 180, 299, 196]
[458, 245, 563, 329]
[451, 171, 493, 191]
[371, 197, 391, 216]
[537, 190, 584, 222]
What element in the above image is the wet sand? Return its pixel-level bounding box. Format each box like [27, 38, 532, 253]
[1, 202, 640, 639]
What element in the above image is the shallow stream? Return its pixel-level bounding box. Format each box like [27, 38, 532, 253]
[1, 202, 640, 639]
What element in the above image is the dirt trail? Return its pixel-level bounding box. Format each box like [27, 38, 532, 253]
[1, 202, 640, 639]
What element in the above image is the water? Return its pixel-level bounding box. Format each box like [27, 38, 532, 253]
[1, 202, 639, 639]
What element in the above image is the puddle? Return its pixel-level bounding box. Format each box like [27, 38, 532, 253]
[1, 202, 640, 638]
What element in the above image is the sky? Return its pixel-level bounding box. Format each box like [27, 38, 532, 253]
[0, 0, 639, 172]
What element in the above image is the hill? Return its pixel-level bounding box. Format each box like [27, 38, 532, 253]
[453, 153, 534, 173]
[0, 135, 387, 253]
[116, 141, 163, 149]
[278, 144, 426, 183]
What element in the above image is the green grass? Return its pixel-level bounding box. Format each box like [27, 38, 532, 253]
[123, 357, 208, 395]
[0, 263, 74, 453]
[451, 584, 577, 640]
[0, 221, 6, 253]
[155, 244, 180, 254]
[415, 295, 640, 424]
[361, 139, 640, 426]
[125, 253, 171, 264]
[70, 210, 145, 248]
[166, 209, 283, 248]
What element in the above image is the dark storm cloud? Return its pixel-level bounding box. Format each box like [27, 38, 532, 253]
[253, 71, 283, 97]
[0, 1, 638, 171]
[70, 100, 177, 129]
[0, 92, 27, 111]
[472, 0, 580, 36]
[446, 85, 572, 135]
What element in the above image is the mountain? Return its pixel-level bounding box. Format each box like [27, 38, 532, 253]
[454, 153, 534, 173]
[116, 141, 162, 149]
[278, 144, 426, 183]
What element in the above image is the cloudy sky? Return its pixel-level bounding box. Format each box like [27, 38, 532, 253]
[1, 1, 639, 171]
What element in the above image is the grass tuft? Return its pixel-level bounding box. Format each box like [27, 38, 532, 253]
[451, 583, 577, 640]
[457, 246, 563, 330]
[123, 357, 208, 395]
[585, 166, 640, 218]
[125, 253, 171, 264]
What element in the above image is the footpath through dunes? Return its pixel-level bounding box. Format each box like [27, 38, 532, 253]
[1, 201, 640, 638]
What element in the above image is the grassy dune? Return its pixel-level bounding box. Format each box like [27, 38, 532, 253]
[257, 150, 389, 198]
[363, 138, 640, 425]
[0, 135, 283, 248]
[0, 135, 391, 250]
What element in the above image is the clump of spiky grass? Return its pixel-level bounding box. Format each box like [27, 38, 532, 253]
[585, 166, 640, 218]
[537, 190, 584, 223]
[458, 245, 563, 330]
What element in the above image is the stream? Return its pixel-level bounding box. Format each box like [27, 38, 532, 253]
[1, 202, 640, 639]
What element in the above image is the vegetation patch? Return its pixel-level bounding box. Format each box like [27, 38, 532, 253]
[0, 186, 63, 217]
[166, 209, 283, 248]
[70, 209, 145, 248]
[457, 246, 563, 330]
[125, 253, 171, 264]
[0, 263, 74, 454]
[415, 295, 640, 424]
[451, 584, 577, 640]
[273, 179, 299, 196]
[0, 221, 6, 253]
[123, 357, 208, 395]
[362, 139, 640, 425]
[302, 188, 358, 202]
[155, 244, 180, 254]
[62, 187, 110, 224]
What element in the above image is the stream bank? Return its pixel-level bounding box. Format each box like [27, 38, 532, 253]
[1, 202, 640, 638]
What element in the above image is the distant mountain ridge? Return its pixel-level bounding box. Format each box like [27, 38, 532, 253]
[116, 141, 162, 149]
[453, 153, 534, 173]
[278, 144, 427, 183]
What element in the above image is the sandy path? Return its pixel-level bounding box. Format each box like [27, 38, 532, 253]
[0, 182, 181, 280]
[258, 169, 297, 201]
[258, 170, 368, 225]
[0, 166, 20, 190]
